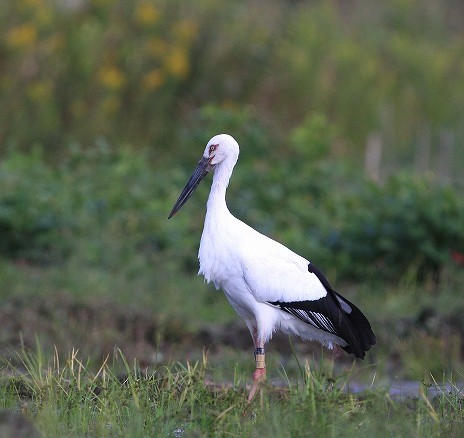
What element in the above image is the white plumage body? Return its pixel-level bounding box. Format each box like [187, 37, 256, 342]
[198, 178, 345, 349]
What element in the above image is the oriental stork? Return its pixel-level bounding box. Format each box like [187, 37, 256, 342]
[169, 134, 375, 402]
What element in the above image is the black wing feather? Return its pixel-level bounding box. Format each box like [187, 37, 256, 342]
[269, 263, 376, 359]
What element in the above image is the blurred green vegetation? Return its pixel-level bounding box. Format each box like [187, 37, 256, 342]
[1, 143, 463, 282]
[1, 0, 463, 177]
[0, 0, 464, 392]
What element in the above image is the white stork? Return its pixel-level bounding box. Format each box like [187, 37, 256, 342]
[169, 134, 376, 402]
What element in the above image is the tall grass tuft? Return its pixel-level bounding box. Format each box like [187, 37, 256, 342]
[1, 341, 463, 436]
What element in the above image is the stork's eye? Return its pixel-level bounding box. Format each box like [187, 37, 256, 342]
[209, 144, 217, 155]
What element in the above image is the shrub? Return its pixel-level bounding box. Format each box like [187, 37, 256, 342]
[0, 151, 71, 262]
[326, 173, 464, 281]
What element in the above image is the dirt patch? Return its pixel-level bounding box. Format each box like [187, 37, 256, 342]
[1, 295, 463, 373]
[0, 294, 183, 367]
[0, 293, 350, 365]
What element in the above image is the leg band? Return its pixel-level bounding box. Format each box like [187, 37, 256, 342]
[254, 348, 265, 369]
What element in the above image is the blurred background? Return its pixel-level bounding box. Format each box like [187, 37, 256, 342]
[1, 0, 464, 382]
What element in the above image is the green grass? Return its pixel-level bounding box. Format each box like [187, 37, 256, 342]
[1, 344, 463, 437]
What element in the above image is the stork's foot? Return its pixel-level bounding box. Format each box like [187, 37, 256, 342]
[247, 367, 266, 403]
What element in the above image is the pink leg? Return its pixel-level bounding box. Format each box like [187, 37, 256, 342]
[247, 334, 266, 403]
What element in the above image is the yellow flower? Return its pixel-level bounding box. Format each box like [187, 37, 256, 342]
[172, 19, 198, 43]
[143, 69, 164, 90]
[99, 66, 125, 89]
[134, 2, 160, 26]
[165, 47, 189, 78]
[7, 24, 37, 49]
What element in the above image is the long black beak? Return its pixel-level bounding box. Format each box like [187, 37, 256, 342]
[168, 156, 213, 219]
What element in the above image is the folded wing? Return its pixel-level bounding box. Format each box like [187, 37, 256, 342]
[244, 255, 376, 358]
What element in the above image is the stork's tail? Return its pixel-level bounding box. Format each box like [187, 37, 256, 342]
[334, 291, 376, 358]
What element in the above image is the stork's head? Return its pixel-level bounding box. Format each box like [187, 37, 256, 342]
[168, 134, 239, 218]
[203, 134, 240, 165]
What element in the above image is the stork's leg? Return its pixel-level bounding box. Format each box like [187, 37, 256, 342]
[247, 337, 266, 403]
